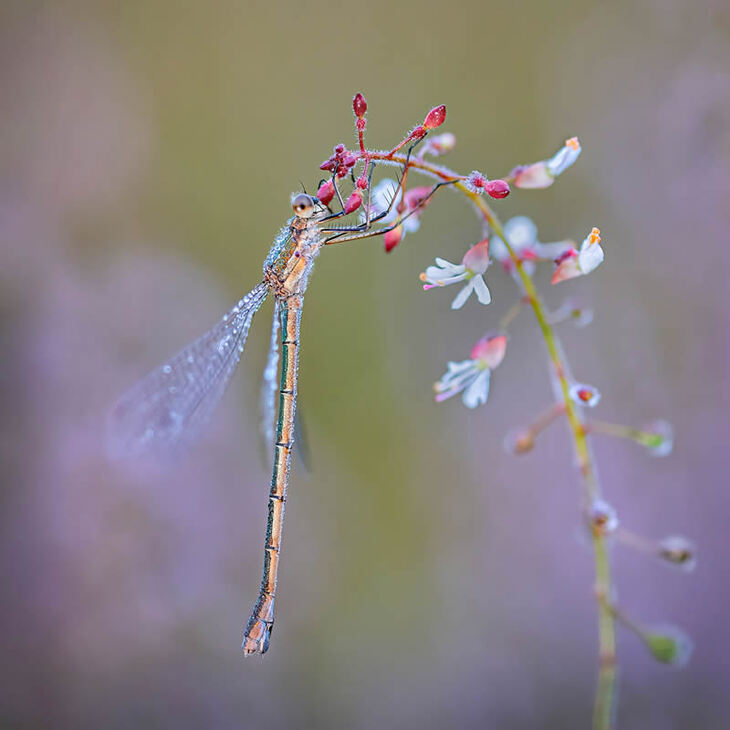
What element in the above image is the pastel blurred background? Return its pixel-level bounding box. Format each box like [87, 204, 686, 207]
[1, 1, 728, 728]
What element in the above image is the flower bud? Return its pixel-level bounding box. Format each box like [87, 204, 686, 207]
[643, 419, 674, 457]
[352, 92, 367, 118]
[424, 132, 456, 156]
[504, 428, 535, 455]
[485, 179, 510, 199]
[642, 626, 693, 667]
[588, 499, 619, 534]
[658, 536, 696, 572]
[383, 225, 403, 253]
[466, 171, 487, 191]
[569, 382, 601, 407]
[423, 104, 446, 130]
[344, 190, 362, 215]
[316, 180, 335, 205]
[355, 174, 368, 190]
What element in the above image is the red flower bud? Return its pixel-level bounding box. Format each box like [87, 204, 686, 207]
[408, 125, 427, 142]
[423, 104, 446, 130]
[344, 190, 362, 215]
[384, 225, 403, 252]
[343, 151, 359, 168]
[353, 93, 367, 118]
[466, 171, 487, 190]
[356, 174, 368, 190]
[485, 179, 510, 199]
[317, 179, 335, 205]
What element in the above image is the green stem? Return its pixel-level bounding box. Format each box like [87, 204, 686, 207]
[589, 420, 664, 449]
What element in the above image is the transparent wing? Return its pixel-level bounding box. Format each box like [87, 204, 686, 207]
[107, 282, 269, 459]
[259, 299, 281, 449]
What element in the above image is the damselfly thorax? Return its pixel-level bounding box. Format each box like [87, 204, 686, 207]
[263, 194, 328, 299]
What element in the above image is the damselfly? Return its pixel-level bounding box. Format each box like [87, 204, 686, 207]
[108, 158, 453, 655]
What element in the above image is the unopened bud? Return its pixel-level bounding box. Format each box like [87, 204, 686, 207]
[356, 174, 368, 190]
[658, 536, 696, 572]
[588, 499, 618, 534]
[466, 171, 487, 191]
[504, 428, 535, 455]
[485, 179, 510, 199]
[353, 92, 367, 118]
[642, 626, 693, 667]
[317, 180, 335, 205]
[384, 225, 403, 253]
[569, 382, 601, 408]
[642, 419, 674, 457]
[423, 104, 446, 130]
[344, 190, 362, 215]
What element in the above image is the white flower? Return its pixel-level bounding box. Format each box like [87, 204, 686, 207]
[491, 216, 573, 276]
[420, 240, 491, 309]
[513, 137, 582, 189]
[434, 334, 507, 408]
[547, 137, 582, 176]
[551, 228, 604, 284]
[368, 179, 428, 234]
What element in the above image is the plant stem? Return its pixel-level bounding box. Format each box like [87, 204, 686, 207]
[368, 151, 618, 729]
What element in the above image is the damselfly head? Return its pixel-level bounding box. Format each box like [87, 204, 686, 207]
[291, 193, 321, 219]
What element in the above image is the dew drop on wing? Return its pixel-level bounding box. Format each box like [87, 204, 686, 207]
[106, 283, 268, 461]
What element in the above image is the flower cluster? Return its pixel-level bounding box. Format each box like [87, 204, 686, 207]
[318, 97, 692, 718]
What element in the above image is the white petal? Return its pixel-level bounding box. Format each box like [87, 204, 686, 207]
[462, 369, 490, 408]
[371, 179, 401, 215]
[471, 275, 492, 305]
[403, 217, 421, 233]
[450, 281, 474, 310]
[490, 238, 509, 262]
[434, 257, 461, 270]
[578, 242, 604, 274]
[445, 359, 476, 376]
[536, 240, 574, 259]
[503, 216, 538, 251]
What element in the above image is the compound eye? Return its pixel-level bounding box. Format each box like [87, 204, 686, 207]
[292, 193, 315, 218]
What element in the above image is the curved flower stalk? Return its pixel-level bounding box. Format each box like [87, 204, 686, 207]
[320, 95, 692, 730]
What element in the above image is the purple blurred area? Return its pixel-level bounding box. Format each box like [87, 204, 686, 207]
[1, 2, 728, 728]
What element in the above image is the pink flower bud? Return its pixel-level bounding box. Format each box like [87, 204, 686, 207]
[353, 93, 368, 118]
[334, 143, 345, 154]
[344, 190, 362, 214]
[356, 174, 368, 190]
[423, 104, 446, 130]
[466, 171, 487, 191]
[317, 179, 335, 205]
[383, 225, 403, 253]
[504, 428, 535, 455]
[470, 333, 507, 369]
[408, 125, 427, 142]
[343, 151, 359, 168]
[485, 179, 510, 199]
